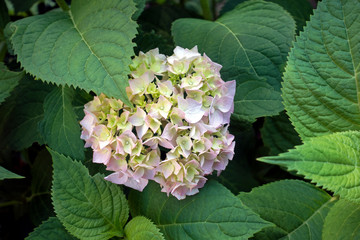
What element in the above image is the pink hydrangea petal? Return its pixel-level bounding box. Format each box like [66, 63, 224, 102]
[220, 80, 236, 97]
[80, 111, 97, 136]
[136, 124, 149, 139]
[105, 172, 128, 184]
[161, 123, 177, 141]
[129, 107, 146, 126]
[216, 96, 233, 113]
[209, 109, 224, 127]
[129, 71, 154, 94]
[93, 146, 112, 164]
[105, 171, 148, 191]
[177, 97, 205, 124]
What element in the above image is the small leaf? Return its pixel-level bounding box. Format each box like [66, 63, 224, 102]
[0, 62, 23, 105]
[0, 165, 24, 180]
[239, 180, 337, 240]
[323, 199, 360, 240]
[39, 86, 85, 160]
[282, 0, 360, 139]
[50, 148, 129, 240]
[6, 0, 138, 105]
[259, 131, 360, 203]
[261, 111, 302, 155]
[124, 216, 165, 240]
[172, 0, 295, 122]
[26, 217, 77, 240]
[129, 180, 273, 240]
[9, 0, 38, 13]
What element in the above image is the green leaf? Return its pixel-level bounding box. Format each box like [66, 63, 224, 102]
[9, 0, 38, 13]
[129, 180, 273, 240]
[259, 131, 360, 203]
[124, 216, 165, 240]
[261, 111, 302, 155]
[0, 165, 24, 180]
[172, 0, 295, 122]
[26, 217, 77, 240]
[211, 130, 259, 193]
[323, 199, 360, 240]
[132, 0, 146, 20]
[29, 149, 54, 226]
[0, 0, 9, 31]
[282, 0, 360, 139]
[0, 62, 23, 105]
[39, 86, 84, 160]
[239, 180, 337, 240]
[50, 148, 129, 240]
[220, 0, 313, 32]
[2, 75, 54, 150]
[6, 0, 138, 105]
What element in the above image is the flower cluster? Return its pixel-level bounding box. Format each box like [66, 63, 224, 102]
[80, 46, 235, 200]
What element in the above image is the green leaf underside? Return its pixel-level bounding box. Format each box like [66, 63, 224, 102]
[124, 216, 165, 240]
[172, 0, 295, 122]
[3, 75, 53, 150]
[261, 111, 302, 155]
[259, 131, 360, 203]
[239, 180, 336, 240]
[6, 0, 138, 105]
[26, 217, 76, 240]
[323, 199, 360, 240]
[282, 0, 360, 139]
[39, 86, 84, 160]
[129, 180, 273, 240]
[50, 149, 129, 240]
[0, 165, 24, 180]
[0, 62, 23, 105]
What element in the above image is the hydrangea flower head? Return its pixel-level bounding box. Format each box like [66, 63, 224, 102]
[80, 46, 236, 200]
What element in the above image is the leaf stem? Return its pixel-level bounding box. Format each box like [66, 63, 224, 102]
[0, 200, 23, 208]
[55, 0, 70, 12]
[200, 0, 213, 21]
[26, 191, 51, 202]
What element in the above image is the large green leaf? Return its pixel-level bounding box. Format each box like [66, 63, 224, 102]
[50, 149, 129, 240]
[6, 0, 138, 105]
[239, 180, 336, 240]
[2, 75, 54, 150]
[26, 217, 77, 240]
[261, 111, 302, 155]
[259, 131, 360, 203]
[0, 165, 24, 180]
[322, 199, 360, 240]
[172, 0, 295, 122]
[124, 216, 165, 240]
[220, 0, 312, 32]
[39, 86, 84, 160]
[282, 0, 360, 139]
[129, 180, 273, 240]
[0, 62, 23, 105]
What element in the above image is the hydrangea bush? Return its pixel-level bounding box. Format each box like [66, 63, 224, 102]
[3, 0, 360, 239]
[80, 46, 235, 199]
